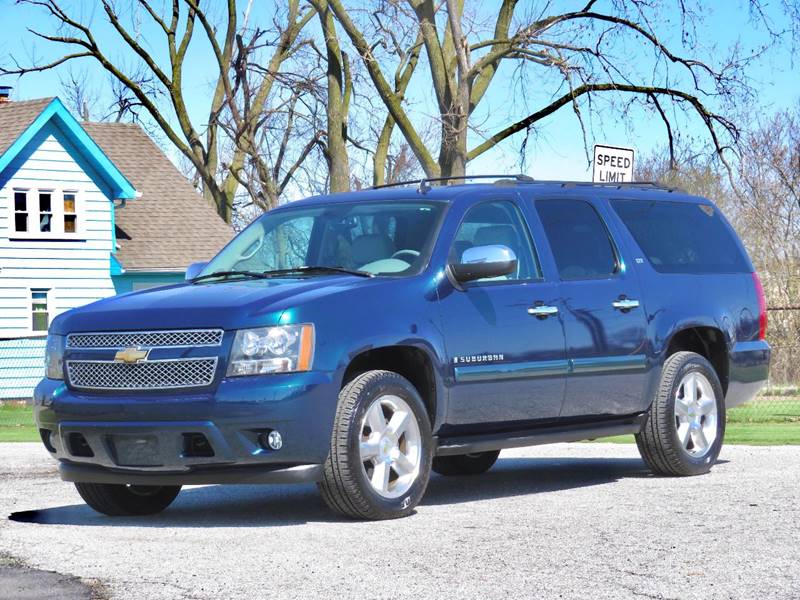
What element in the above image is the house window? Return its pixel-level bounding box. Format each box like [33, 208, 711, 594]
[31, 289, 50, 332]
[39, 191, 52, 232]
[63, 192, 77, 233]
[9, 189, 79, 236]
[14, 190, 28, 232]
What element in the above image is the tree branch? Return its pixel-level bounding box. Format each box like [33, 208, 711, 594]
[468, 83, 737, 166]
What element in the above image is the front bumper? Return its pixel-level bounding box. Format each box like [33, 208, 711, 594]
[58, 461, 323, 486]
[33, 371, 338, 484]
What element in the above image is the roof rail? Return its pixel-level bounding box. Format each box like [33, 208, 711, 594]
[369, 174, 534, 194]
[366, 176, 683, 194]
[556, 180, 683, 192]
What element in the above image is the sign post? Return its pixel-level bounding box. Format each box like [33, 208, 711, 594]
[592, 144, 635, 183]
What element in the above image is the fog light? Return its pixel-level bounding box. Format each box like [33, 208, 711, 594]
[259, 430, 283, 450]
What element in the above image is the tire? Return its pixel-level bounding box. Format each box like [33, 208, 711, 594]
[318, 370, 433, 520]
[636, 351, 726, 476]
[74, 483, 181, 516]
[432, 450, 500, 476]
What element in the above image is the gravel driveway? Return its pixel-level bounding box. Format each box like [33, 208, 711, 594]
[1, 442, 797, 599]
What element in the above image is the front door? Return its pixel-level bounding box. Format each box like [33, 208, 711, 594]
[438, 197, 567, 428]
[534, 197, 649, 417]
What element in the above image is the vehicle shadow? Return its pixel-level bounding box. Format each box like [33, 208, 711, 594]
[8, 456, 651, 529]
[423, 456, 650, 506]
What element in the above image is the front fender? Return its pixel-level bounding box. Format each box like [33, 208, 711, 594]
[286, 275, 450, 426]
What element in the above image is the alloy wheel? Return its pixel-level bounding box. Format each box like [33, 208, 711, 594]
[359, 394, 422, 498]
[674, 371, 718, 458]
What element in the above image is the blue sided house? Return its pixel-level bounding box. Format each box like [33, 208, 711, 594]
[0, 92, 232, 399]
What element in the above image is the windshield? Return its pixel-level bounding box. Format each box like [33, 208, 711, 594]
[200, 200, 446, 278]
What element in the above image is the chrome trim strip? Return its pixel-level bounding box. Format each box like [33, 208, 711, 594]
[454, 359, 569, 383]
[569, 355, 648, 374]
[453, 354, 648, 382]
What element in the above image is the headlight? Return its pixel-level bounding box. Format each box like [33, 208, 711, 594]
[45, 334, 65, 380]
[227, 324, 314, 376]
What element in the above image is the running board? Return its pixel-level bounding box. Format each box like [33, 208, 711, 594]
[435, 414, 647, 456]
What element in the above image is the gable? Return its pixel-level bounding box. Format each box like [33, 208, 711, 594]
[0, 98, 136, 200]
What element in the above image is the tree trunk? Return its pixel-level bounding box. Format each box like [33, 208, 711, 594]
[373, 116, 394, 186]
[315, 0, 351, 193]
[439, 113, 468, 179]
[442, 0, 469, 182]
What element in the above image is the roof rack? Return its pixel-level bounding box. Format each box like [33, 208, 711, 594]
[545, 180, 683, 193]
[369, 174, 534, 194]
[366, 175, 682, 194]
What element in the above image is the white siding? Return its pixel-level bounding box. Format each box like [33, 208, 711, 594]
[0, 134, 115, 338]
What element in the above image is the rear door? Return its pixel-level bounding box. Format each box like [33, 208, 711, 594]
[533, 197, 649, 417]
[438, 194, 567, 427]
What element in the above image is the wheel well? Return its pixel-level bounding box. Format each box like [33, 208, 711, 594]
[666, 327, 729, 394]
[342, 346, 437, 425]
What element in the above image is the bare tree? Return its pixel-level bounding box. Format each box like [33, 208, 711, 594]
[2, 0, 318, 222]
[59, 68, 93, 121]
[328, 0, 789, 179]
[309, 0, 352, 193]
[640, 107, 800, 384]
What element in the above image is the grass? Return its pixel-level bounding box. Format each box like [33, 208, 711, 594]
[726, 397, 800, 423]
[591, 398, 800, 445]
[1, 398, 798, 444]
[0, 402, 38, 443]
[591, 423, 800, 446]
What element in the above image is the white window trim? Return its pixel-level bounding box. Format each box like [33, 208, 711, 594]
[10, 187, 83, 240]
[31, 288, 51, 334]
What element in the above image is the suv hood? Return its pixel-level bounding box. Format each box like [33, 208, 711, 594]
[52, 276, 370, 333]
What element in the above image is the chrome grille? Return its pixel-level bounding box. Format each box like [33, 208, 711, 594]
[66, 358, 218, 391]
[66, 329, 223, 349]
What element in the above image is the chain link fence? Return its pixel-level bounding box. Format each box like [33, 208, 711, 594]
[0, 332, 798, 440]
[727, 301, 800, 425]
[0, 337, 46, 402]
[0, 337, 45, 440]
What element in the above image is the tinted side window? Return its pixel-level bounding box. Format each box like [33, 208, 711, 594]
[450, 200, 540, 281]
[536, 199, 618, 279]
[612, 199, 750, 274]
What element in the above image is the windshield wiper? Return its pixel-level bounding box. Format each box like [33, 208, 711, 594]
[262, 266, 374, 278]
[190, 270, 274, 283]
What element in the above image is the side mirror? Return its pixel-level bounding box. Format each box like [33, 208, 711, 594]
[450, 245, 517, 284]
[185, 261, 208, 281]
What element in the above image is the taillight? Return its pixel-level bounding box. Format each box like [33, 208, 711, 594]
[752, 272, 768, 340]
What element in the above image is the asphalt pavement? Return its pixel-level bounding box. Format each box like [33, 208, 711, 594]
[1, 442, 797, 599]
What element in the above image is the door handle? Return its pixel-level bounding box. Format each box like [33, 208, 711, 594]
[612, 298, 640, 311]
[528, 305, 559, 318]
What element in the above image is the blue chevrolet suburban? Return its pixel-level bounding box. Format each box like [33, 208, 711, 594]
[34, 176, 771, 520]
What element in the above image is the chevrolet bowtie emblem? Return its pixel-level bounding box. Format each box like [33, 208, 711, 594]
[114, 347, 149, 364]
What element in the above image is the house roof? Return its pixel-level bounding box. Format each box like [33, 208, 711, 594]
[82, 122, 233, 272]
[0, 98, 136, 199]
[0, 97, 54, 156]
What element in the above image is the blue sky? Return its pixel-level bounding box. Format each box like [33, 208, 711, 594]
[1, 0, 797, 183]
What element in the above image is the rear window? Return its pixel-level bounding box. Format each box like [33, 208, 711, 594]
[612, 199, 750, 274]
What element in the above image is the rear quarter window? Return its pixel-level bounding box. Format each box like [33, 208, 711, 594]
[612, 199, 750, 274]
